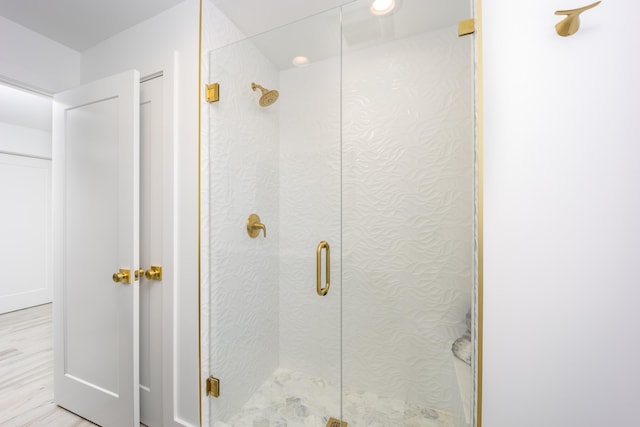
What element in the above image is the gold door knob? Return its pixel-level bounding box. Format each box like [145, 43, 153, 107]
[112, 268, 131, 284]
[144, 265, 163, 281]
[247, 213, 267, 238]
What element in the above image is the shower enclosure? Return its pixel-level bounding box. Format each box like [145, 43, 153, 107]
[203, 0, 476, 425]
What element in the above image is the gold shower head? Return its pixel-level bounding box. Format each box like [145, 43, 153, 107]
[251, 82, 279, 107]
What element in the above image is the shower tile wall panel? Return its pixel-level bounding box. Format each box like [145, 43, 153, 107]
[208, 39, 281, 420]
[341, 26, 474, 419]
[278, 58, 342, 386]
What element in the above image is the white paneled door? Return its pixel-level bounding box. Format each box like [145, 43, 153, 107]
[53, 70, 141, 427]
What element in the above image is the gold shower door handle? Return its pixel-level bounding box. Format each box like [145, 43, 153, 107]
[316, 241, 330, 296]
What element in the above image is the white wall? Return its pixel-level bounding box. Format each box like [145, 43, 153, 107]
[0, 16, 80, 93]
[482, 1, 640, 426]
[0, 86, 52, 314]
[79, 2, 201, 425]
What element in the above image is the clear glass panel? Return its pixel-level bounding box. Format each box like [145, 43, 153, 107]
[207, 8, 343, 425]
[207, 0, 476, 425]
[340, 0, 475, 426]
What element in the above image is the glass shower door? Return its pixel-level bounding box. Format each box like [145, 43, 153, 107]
[207, 8, 343, 426]
[340, 0, 476, 426]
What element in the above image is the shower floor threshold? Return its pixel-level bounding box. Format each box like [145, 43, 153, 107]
[220, 368, 455, 427]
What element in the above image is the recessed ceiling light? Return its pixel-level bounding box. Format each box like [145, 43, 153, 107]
[370, 0, 395, 15]
[292, 56, 311, 67]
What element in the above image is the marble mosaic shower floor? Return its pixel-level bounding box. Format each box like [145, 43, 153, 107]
[218, 368, 454, 427]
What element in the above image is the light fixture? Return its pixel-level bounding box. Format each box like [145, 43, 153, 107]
[370, 0, 395, 15]
[292, 56, 311, 67]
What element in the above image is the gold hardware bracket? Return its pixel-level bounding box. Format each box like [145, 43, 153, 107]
[144, 265, 163, 281]
[247, 213, 266, 238]
[112, 268, 131, 285]
[458, 18, 475, 37]
[316, 241, 330, 296]
[134, 268, 144, 281]
[326, 417, 348, 427]
[206, 376, 220, 398]
[555, 1, 601, 37]
[206, 83, 219, 103]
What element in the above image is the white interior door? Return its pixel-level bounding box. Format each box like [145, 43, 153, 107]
[53, 70, 141, 427]
[139, 75, 163, 427]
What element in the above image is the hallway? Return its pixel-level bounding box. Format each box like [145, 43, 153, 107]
[0, 304, 94, 426]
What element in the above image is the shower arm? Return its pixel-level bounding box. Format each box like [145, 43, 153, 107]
[251, 82, 267, 95]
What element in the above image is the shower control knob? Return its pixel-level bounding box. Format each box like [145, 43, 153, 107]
[247, 213, 267, 238]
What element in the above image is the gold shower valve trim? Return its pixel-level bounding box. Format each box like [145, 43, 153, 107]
[247, 213, 267, 238]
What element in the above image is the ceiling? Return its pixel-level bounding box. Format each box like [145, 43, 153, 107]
[210, 0, 470, 71]
[0, 0, 185, 51]
[0, 0, 350, 52]
[208, 0, 352, 39]
[0, 0, 470, 55]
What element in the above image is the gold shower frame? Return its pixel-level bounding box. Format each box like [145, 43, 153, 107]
[475, 0, 484, 425]
[196, 0, 485, 424]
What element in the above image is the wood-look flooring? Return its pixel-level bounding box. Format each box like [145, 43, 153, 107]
[0, 303, 96, 426]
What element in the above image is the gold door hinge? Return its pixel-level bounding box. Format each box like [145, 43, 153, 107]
[206, 376, 220, 398]
[206, 83, 219, 103]
[458, 18, 475, 37]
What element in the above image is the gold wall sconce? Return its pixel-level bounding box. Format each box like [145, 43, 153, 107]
[555, 1, 601, 37]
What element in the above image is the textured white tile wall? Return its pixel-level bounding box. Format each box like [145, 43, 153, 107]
[201, 1, 248, 422]
[278, 56, 342, 386]
[340, 25, 474, 420]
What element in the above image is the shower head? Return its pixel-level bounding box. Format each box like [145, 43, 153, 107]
[251, 82, 279, 107]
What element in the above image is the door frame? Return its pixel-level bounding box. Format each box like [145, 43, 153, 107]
[140, 54, 182, 427]
[155, 54, 181, 427]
